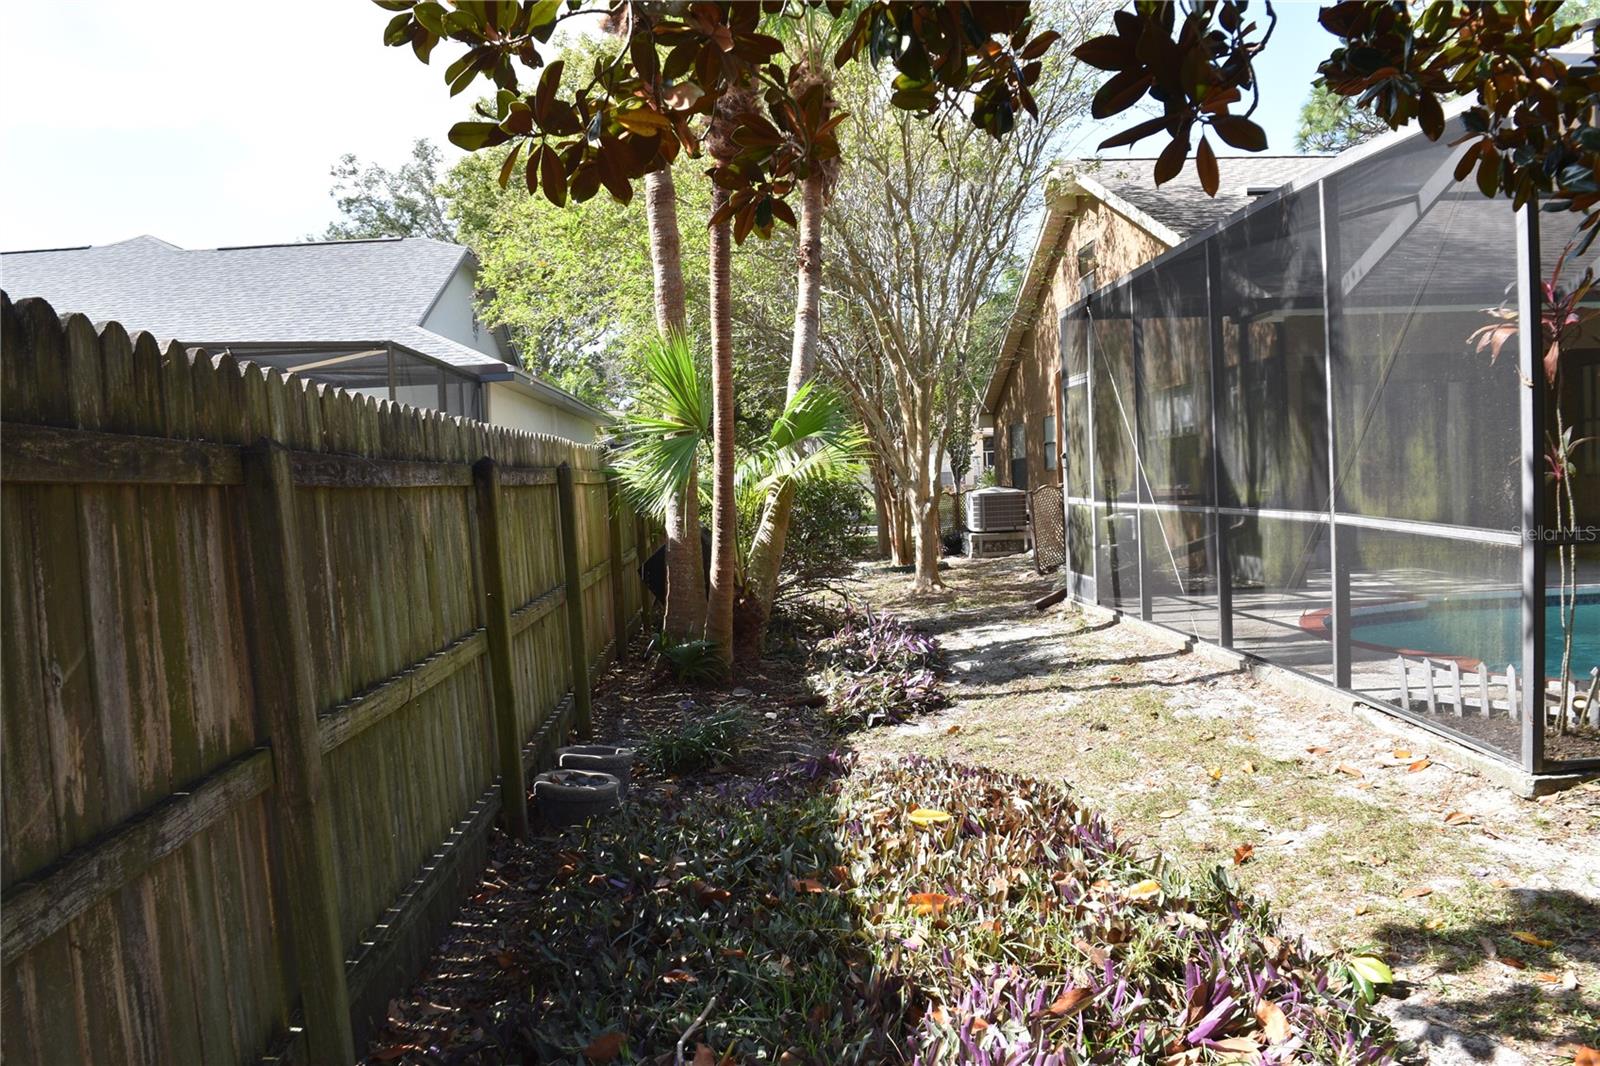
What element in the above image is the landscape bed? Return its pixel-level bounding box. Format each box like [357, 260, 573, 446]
[363, 608, 1400, 1065]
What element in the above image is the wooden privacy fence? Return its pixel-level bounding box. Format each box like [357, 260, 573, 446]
[0, 293, 651, 1065]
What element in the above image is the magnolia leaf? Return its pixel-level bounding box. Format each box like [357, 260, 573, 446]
[907, 891, 952, 916]
[908, 807, 952, 826]
[1256, 1000, 1291, 1044]
[1127, 878, 1162, 901]
[1511, 930, 1555, 948]
[1233, 843, 1255, 865]
[1347, 955, 1393, 985]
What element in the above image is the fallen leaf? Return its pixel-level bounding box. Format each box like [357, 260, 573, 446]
[1559, 1047, 1600, 1066]
[1490, 878, 1516, 888]
[1239, 761, 1256, 775]
[1500, 955, 1527, 970]
[1407, 758, 1431, 772]
[1535, 972, 1563, 984]
[908, 807, 953, 827]
[717, 947, 747, 958]
[1233, 843, 1255, 866]
[1256, 999, 1291, 1044]
[1336, 762, 1364, 778]
[584, 1032, 626, 1062]
[1044, 987, 1094, 1017]
[908, 891, 953, 916]
[1211, 1036, 1261, 1056]
[692, 881, 732, 906]
[946, 724, 962, 735]
[1400, 885, 1433, 899]
[1306, 745, 1330, 755]
[791, 877, 828, 894]
[1511, 930, 1555, 949]
[1443, 810, 1474, 826]
[494, 950, 515, 969]
[977, 918, 1004, 935]
[661, 968, 698, 984]
[1127, 879, 1162, 901]
[970, 1017, 990, 1031]
[374, 1046, 424, 1062]
[1207, 766, 1224, 782]
[1392, 749, 1411, 759]
[1354, 902, 1370, 916]
[929, 1004, 950, 1025]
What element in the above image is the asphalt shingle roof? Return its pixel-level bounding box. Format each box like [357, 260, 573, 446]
[0, 235, 511, 373]
[1070, 155, 1331, 240]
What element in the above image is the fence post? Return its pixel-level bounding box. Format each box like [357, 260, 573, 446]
[557, 463, 593, 736]
[604, 474, 629, 664]
[240, 440, 355, 1065]
[472, 457, 531, 840]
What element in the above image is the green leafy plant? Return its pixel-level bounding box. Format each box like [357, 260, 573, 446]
[638, 707, 746, 775]
[651, 633, 728, 685]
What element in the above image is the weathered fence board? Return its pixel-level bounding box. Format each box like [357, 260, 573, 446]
[0, 293, 648, 1064]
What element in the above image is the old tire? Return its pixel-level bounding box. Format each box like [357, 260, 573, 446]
[534, 769, 620, 828]
[557, 744, 636, 798]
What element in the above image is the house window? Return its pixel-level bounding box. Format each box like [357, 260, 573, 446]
[982, 431, 995, 470]
[1009, 423, 1028, 491]
[1076, 241, 1097, 297]
[1043, 414, 1057, 470]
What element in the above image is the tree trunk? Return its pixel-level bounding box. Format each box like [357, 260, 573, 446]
[644, 166, 705, 641]
[910, 486, 944, 591]
[645, 168, 687, 337]
[873, 474, 890, 560]
[737, 171, 826, 661]
[705, 187, 736, 664]
[887, 486, 911, 566]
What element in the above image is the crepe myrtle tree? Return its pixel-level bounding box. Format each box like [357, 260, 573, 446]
[376, 0, 1060, 651]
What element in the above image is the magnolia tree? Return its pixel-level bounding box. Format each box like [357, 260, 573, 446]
[375, 0, 1061, 655]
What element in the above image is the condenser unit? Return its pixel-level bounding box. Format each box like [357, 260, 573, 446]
[966, 487, 1029, 532]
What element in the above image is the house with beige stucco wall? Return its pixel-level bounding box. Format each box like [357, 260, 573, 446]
[978, 155, 1328, 494]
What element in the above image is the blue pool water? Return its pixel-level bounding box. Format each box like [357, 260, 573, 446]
[1349, 591, 1600, 678]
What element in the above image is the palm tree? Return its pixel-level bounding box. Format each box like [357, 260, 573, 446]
[740, 54, 840, 659]
[641, 167, 707, 641]
[703, 86, 760, 665]
[615, 339, 864, 662]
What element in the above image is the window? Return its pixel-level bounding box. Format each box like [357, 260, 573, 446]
[1043, 414, 1057, 469]
[1076, 241, 1098, 297]
[1009, 423, 1028, 491]
[981, 431, 995, 469]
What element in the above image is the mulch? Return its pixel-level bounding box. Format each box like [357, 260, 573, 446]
[359, 624, 836, 1064]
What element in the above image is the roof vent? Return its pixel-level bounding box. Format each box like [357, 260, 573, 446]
[1245, 185, 1277, 197]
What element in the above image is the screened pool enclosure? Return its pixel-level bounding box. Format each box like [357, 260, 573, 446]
[1058, 115, 1600, 775]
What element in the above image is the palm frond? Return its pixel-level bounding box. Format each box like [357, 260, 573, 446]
[610, 332, 710, 518]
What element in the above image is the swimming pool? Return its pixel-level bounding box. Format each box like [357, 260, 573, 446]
[1308, 587, 1600, 678]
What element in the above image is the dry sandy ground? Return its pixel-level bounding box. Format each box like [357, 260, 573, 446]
[842, 554, 1600, 1066]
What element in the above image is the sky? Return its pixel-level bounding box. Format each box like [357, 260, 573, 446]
[0, 1, 1335, 254]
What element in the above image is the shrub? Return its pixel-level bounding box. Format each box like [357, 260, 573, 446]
[651, 634, 727, 683]
[638, 707, 745, 774]
[760, 471, 872, 594]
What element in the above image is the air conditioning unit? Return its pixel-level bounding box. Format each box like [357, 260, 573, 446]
[966, 487, 1028, 532]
